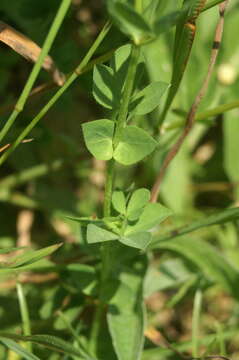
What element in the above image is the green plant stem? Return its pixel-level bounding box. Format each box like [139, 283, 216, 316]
[0, 22, 111, 167]
[113, 45, 140, 146]
[0, 0, 71, 144]
[16, 282, 32, 352]
[164, 99, 239, 131]
[90, 44, 141, 355]
[192, 289, 203, 358]
[103, 160, 115, 217]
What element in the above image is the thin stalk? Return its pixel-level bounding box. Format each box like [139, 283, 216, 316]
[103, 160, 115, 217]
[113, 45, 140, 146]
[0, 22, 111, 167]
[192, 289, 203, 358]
[16, 282, 32, 352]
[90, 44, 141, 354]
[0, 0, 71, 144]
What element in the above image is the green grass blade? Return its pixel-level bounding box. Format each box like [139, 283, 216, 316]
[0, 22, 111, 167]
[0, 0, 71, 144]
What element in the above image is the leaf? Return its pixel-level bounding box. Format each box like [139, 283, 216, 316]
[153, 11, 180, 36]
[6, 243, 62, 269]
[113, 126, 157, 165]
[87, 224, 118, 244]
[107, 1, 152, 43]
[112, 191, 127, 214]
[127, 188, 150, 221]
[126, 203, 172, 235]
[93, 64, 121, 109]
[0, 247, 25, 254]
[0, 334, 93, 359]
[82, 119, 114, 160]
[130, 82, 169, 116]
[155, 237, 239, 300]
[119, 232, 152, 250]
[0, 337, 40, 360]
[107, 257, 147, 360]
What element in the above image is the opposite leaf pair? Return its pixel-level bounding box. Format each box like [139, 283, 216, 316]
[70, 188, 172, 250]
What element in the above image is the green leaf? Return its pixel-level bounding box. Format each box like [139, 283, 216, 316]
[107, 258, 146, 360]
[126, 203, 172, 235]
[153, 11, 180, 36]
[112, 191, 127, 214]
[0, 334, 93, 359]
[82, 119, 114, 160]
[111, 44, 132, 73]
[93, 64, 122, 110]
[0, 247, 25, 254]
[107, 1, 152, 43]
[113, 126, 157, 165]
[6, 243, 62, 269]
[119, 232, 152, 250]
[0, 337, 40, 360]
[155, 237, 239, 300]
[87, 224, 118, 244]
[130, 82, 169, 116]
[127, 188, 151, 221]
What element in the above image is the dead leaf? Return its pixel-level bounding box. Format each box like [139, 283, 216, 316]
[0, 21, 65, 85]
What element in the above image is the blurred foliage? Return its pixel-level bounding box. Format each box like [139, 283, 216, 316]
[0, 0, 239, 359]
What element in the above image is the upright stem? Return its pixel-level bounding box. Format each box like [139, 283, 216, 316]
[90, 44, 140, 354]
[16, 282, 32, 352]
[113, 45, 140, 146]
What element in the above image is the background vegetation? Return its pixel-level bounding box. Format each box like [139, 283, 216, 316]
[0, 0, 239, 359]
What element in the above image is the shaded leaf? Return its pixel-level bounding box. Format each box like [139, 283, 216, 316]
[0, 337, 40, 360]
[153, 11, 180, 36]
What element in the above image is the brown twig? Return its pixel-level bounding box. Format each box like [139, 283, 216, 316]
[150, 0, 229, 203]
[0, 138, 33, 153]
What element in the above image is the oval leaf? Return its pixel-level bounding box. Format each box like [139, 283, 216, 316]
[87, 224, 118, 244]
[130, 81, 170, 116]
[127, 188, 151, 221]
[113, 126, 157, 165]
[82, 119, 114, 160]
[126, 203, 172, 235]
[112, 191, 127, 214]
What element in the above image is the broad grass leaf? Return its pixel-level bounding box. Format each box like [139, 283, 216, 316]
[93, 64, 122, 109]
[126, 203, 172, 235]
[129, 81, 169, 116]
[82, 119, 114, 161]
[155, 237, 239, 300]
[0, 334, 94, 359]
[112, 191, 127, 214]
[0, 337, 40, 360]
[127, 188, 150, 221]
[113, 126, 157, 165]
[5, 243, 62, 269]
[107, 1, 152, 43]
[119, 232, 152, 250]
[87, 224, 118, 244]
[107, 258, 146, 360]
